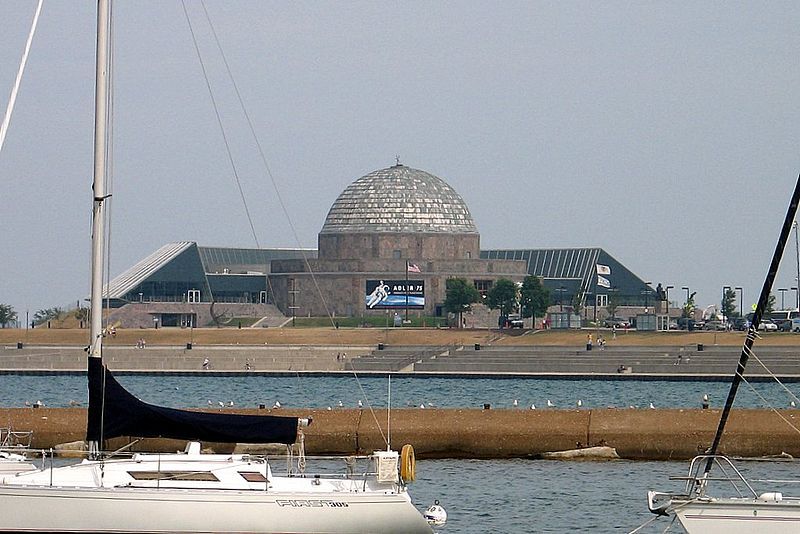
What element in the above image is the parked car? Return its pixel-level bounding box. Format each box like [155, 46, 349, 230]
[603, 317, 630, 329]
[499, 314, 524, 329]
[668, 320, 679, 330]
[792, 318, 800, 332]
[759, 319, 778, 332]
[731, 317, 749, 331]
[703, 321, 728, 331]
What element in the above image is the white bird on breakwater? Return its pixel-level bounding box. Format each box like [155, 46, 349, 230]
[649, 402, 656, 409]
[207, 400, 212, 406]
[327, 406, 332, 411]
[218, 401, 224, 408]
[791, 400, 797, 408]
[273, 401, 282, 409]
[228, 401, 234, 407]
[419, 403, 426, 409]
[357, 400, 363, 408]
[546, 399, 555, 408]
[338, 400, 343, 408]
[530, 404, 536, 410]
[576, 400, 583, 408]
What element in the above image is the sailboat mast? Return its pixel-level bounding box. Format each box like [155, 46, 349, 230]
[89, 0, 110, 359]
[704, 173, 800, 474]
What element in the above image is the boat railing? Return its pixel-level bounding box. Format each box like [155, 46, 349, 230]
[673, 454, 759, 499]
[0, 427, 33, 449]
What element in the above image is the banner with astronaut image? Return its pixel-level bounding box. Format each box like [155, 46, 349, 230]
[365, 279, 424, 309]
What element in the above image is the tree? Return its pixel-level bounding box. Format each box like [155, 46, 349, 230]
[606, 292, 620, 319]
[571, 290, 584, 318]
[33, 307, 64, 326]
[682, 292, 697, 319]
[443, 278, 480, 328]
[766, 294, 776, 316]
[486, 278, 519, 319]
[721, 288, 738, 319]
[519, 276, 550, 326]
[0, 304, 17, 328]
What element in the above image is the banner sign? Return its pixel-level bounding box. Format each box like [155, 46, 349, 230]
[365, 279, 425, 309]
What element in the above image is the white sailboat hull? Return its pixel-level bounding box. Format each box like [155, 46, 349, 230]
[675, 498, 800, 534]
[0, 485, 431, 533]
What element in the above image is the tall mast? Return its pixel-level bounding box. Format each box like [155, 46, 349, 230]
[89, 0, 110, 359]
[703, 173, 800, 475]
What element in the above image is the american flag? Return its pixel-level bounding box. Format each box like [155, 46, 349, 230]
[407, 262, 421, 273]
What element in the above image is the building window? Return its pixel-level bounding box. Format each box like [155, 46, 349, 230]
[187, 289, 200, 303]
[393, 250, 402, 259]
[466, 251, 471, 259]
[474, 280, 493, 298]
[596, 294, 608, 307]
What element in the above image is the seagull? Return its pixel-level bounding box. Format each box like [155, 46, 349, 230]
[702, 394, 709, 402]
[546, 399, 555, 408]
[419, 403, 426, 409]
[576, 400, 583, 408]
[649, 402, 656, 409]
[337, 400, 343, 408]
[228, 401, 234, 407]
[273, 401, 282, 409]
[34, 400, 44, 408]
[327, 406, 332, 411]
[68, 400, 81, 407]
[218, 401, 224, 408]
[791, 400, 797, 408]
[513, 399, 519, 407]
[530, 404, 536, 410]
[357, 400, 363, 408]
[207, 400, 212, 406]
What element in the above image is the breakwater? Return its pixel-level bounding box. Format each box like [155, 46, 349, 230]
[4, 407, 799, 461]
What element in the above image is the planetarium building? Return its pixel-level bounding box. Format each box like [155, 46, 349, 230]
[101, 162, 652, 326]
[268, 163, 527, 317]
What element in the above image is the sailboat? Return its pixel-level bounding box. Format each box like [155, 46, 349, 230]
[646, 174, 800, 534]
[0, 2, 431, 532]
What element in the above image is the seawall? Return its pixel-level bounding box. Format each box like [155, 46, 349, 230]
[4, 407, 798, 461]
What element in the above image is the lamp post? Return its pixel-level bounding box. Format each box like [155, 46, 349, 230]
[795, 221, 800, 309]
[723, 286, 731, 320]
[556, 286, 566, 312]
[735, 287, 743, 318]
[665, 285, 674, 321]
[779, 288, 788, 310]
[793, 287, 798, 311]
[642, 281, 652, 311]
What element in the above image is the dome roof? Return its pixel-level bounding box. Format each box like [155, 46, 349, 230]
[320, 164, 478, 234]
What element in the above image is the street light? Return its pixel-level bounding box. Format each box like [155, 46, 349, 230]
[642, 281, 652, 310]
[723, 286, 731, 320]
[778, 288, 788, 310]
[665, 285, 674, 320]
[556, 286, 566, 312]
[735, 287, 743, 318]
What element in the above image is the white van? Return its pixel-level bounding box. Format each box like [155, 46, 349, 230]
[791, 317, 800, 333]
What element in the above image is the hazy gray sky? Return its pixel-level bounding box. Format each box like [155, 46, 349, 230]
[1, 1, 799, 318]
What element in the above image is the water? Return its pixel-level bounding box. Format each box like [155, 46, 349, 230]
[1, 374, 799, 410]
[4, 374, 800, 532]
[412, 457, 800, 533]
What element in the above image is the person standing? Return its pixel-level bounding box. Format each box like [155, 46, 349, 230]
[586, 333, 593, 351]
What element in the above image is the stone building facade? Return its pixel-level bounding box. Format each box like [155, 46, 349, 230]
[268, 164, 528, 318]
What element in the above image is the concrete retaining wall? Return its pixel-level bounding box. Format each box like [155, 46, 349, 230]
[4, 407, 798, 461]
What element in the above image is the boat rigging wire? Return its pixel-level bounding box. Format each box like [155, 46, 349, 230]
[192, 1, 390, 447]
[0, 0, 43, 156]
[180, 0, 261, 250]
[703, 173, 800, 476]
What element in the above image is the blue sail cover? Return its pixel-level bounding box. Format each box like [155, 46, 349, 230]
[87, 357, 299, 445]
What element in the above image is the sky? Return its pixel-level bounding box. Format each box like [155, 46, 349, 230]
[1, 1, 799, 319]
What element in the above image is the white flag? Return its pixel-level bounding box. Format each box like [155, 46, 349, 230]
[597, 275, 611, 288]
[596, 264, 611, 275]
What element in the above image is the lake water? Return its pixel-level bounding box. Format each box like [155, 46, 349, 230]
[4, 374, 799, 533]
[1, 373, 798, 410]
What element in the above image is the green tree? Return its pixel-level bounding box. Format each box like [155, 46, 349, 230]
[0, 304, 17, 328]
[486, 278, 519, 319]
[766, 294, 776, 316]
[606, 292, 620, 319]
[721, 288, 737, 319]
[571, 290, 584, 318]
[519, 276, 550, 326]
[33, 307, 64, 325]
[443, 278, 480, 328]
[682, 292, 697, 319]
